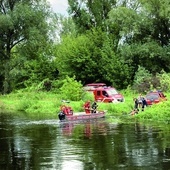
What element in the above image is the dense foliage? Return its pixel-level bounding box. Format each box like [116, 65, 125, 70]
[0, 0, 170, 94]
[0, 0, 57, 93]
[56, 0, 170, 91]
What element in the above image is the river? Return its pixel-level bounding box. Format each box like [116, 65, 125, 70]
[0, 113, 170, 170]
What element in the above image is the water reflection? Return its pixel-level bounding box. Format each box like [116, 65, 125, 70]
[60, 119, 108, 138]
[0, 114, 170, 170]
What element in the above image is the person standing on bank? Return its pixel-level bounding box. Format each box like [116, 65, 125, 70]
[133, 98, 139, 110]
[130, 98, 139, 115]
[138, 94, 143, 108]
[141, 97, 147, 111]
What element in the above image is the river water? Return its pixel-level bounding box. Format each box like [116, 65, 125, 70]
[0, 113, 170, 170]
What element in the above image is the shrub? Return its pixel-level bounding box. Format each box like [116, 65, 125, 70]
[59, 76, 83, 101]
[133, 66, 170, 93]
[157, 71, 170, 92]
[133, 66, 152, 93]
[81, 91, 94, 102]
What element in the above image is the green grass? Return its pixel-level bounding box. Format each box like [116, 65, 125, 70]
[0, 90, 170, 123]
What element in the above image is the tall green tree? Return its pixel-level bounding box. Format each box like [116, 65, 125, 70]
[68, 0, 117, 33]
[55, 28, 130, 89]
[139, 0, 170, 46]
[57, 0, 170, 89]
[108, 0, 170, 81]
[56, 15, 77, 38]
[0, 0, 56, 93]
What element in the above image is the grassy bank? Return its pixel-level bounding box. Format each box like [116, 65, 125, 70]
[0, 90, 170, 123]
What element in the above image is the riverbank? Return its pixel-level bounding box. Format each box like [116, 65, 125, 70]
[0, 90, 170, 123]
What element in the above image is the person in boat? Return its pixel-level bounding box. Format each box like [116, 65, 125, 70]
[58, 110, 66, 120]
[84, 101, 91, 114]
[91, 101, 98, 113]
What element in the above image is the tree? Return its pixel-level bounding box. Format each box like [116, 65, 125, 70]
[68, 0, 117, 33]
[139, 0, 170, 46]
[54, 28, 130, 89]
[0, 0, 56, 93]
[56, 15, 77, 38]
[57, 0, 170, 89]
[108, 0, 170, 82]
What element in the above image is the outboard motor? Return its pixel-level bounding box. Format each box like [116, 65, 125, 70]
[58, 111, 66, 121]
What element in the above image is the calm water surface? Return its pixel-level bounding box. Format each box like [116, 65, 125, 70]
[0, 114, 170, 170]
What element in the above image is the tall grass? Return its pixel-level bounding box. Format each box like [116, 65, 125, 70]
[0, 89, 170, 123]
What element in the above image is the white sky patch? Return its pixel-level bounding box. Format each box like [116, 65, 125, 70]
[48, 0, 69, 16]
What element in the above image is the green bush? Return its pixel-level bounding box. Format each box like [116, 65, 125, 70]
[17, 98, 33, 112]
[135, 100, 170, 122]
[59, 76, 83, 101]
[133, 66, 152, 93]
[81, 91, 94, 102]
[133, 67, 170, 93]
[157, 71, 170, 92]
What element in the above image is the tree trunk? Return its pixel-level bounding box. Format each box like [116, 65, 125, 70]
[3, 60, 10, 94]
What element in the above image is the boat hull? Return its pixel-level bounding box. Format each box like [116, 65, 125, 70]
[60, 111, 106, 121]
